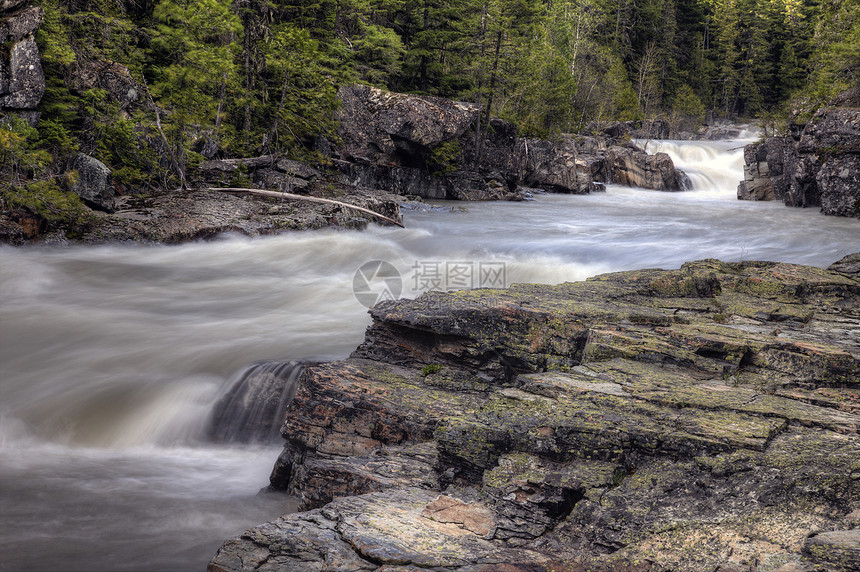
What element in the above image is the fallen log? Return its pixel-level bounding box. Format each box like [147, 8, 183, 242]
[207, 187, 405, 228]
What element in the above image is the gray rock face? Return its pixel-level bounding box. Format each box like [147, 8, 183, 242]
[594, 119, 671, 140]
[0, 4, 45, 110]
[337, 84, 482, 163]
[816, 153, 860, 217]
[738, 137, 790, 201]
[0, 0, 27, 10]
[803, 529, 860, 570]
[513, 137, 601, 194]
[800, 107, 860, 217]
[196, 155, 323, 194]
[70, 60, 142, 110]
[66, 154, 115, 210]
[334, 86, 687, 199]
[738, 95, 860, 217]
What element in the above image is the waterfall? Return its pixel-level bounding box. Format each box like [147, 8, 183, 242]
[207, 360, 306, 444]
[635, 137, 756, 197]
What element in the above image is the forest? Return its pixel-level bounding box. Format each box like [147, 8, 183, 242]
[1, 0, 859, 210]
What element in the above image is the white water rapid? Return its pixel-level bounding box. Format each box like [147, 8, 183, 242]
[1, 136, 858, 571]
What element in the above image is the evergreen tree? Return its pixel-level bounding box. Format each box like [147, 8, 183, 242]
[148, 0, 242, 184]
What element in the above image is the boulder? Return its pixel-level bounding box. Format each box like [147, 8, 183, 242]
[803, 529, 860, 571]
[66, 153, 115, 210]
[0, 4, 40, 41]
[336, 84, 482, 164]
[796, 107, 860, 216]
[195, 155, 323, 193]
[607, 144, 688, 191]
[213, 256, 860, 571]
[70, 60, 142, 111]
[333, 87, 686, 198]
[512, 137, 598, 194]
[596, 119, 671, 140]
[336, 159, 447, 199]
[699, 122, 747, 140]
[0, 0, 27, 10]
[816, 153, 860, 217]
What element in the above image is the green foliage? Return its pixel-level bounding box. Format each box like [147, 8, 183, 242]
[35, 0, 77, 67]
[426, 140, 461, 175]
[421, 363, 442, 376]
[673, 84, 705, 123]
[149, 0, 242, 180]
[354, 24, 405, 85]
[259, 24, 339, 157]
[0, 117, 55, 180]
[614, 84, 643, 122]
[1, 180, 93, 229]
[96, 115, 160, 189]
[0, 117, 91, 232]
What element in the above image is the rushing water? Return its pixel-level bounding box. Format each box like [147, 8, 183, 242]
[1, 137, 858, 572]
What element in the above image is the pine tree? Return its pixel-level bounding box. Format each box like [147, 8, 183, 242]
[148, 0, 242, 184]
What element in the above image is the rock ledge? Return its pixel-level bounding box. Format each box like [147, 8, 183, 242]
[211, 254, 860, 571]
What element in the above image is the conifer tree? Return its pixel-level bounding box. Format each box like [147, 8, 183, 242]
[149, 0, 241, 183]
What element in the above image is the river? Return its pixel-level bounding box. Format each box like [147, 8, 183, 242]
[1, 137, 858, 571]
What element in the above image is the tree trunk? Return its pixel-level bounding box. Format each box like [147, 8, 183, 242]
[474, 6, 488, 169]
[208, 188, 404, 227]
[483, 29, 503, 128]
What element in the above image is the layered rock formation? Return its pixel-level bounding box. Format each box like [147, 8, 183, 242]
[738, 93, 860, 218]
[211, 254, 860, 572]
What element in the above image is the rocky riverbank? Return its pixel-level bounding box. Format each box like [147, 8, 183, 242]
[737, 90, 860, 218]
[210, 254, 860, 572]
[1, 82, 693, 245]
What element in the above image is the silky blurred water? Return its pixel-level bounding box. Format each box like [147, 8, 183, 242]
[1, 136, 858, 571]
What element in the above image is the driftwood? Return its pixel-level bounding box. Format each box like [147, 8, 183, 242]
[208, 187, 404, 228]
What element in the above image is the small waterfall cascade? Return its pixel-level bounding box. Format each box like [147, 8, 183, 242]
[635, 137, 756, 197]
[207, 360, 306, 444]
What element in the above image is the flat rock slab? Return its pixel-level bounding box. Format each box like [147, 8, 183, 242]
[213, 256, 860, 571]
[77, 187, 403, 243]
[804, 529, 860, 570]
[209, 489, 550, 571]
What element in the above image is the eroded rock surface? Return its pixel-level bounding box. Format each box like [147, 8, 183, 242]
[212, 254, 860, 571]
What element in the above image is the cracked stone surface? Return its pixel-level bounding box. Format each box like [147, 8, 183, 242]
[211, 254, 860, 571]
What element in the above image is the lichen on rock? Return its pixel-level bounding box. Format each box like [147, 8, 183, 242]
[211, 254, 860, 571]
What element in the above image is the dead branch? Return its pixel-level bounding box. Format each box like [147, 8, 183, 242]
[207, 187, 404, 228]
